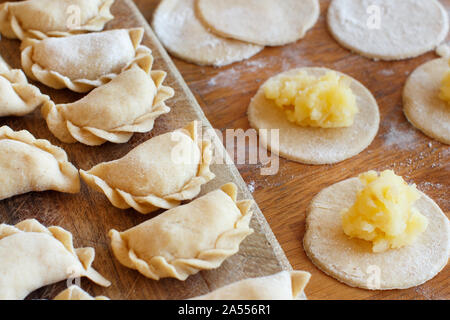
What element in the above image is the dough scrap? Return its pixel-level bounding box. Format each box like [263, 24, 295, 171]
[109, 183, 254, 280]
[195, 0, 320, 46]
[152, 0, 262, 67]
[0, 0, 114, 40]
[303, 177, 450, 290]
[190, 271, 310, 300]
[0, 219, 110, 300]
[0, 67, 49, 117]
[53, 286, 109, 300]
[248, 68, 380, 164]
[80, 122, 215, 214]
[327, 0, 449, 61]
[41, 63, 174, 146]
[21, 28, 152, 93]
[403, 58, 450, 145]
[0, 126, 80, 201]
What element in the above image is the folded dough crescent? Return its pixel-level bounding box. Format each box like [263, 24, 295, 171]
[80, 122, 215, 213]
[109, 183, 254, 280]
[41, 63, 174, 145]
[21, 28, 152, 92]
[0, 0, 114, 40]
[53, 286, 109, 300]
[0, 67, 49, 117]
[190, 271, 311, 300]
[0, 126, 80, 201]
[0, 219, 111, 300]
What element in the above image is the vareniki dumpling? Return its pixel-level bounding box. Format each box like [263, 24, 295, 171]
[0, 0, 114, 40]
[53, 286, 109, 300]
[0, 126, 80, 201]
[0, 67, 49, 117]
[109, 183, 254, 280]
[21, 28, 151, 92]
[42, 63, 174, 145]
[191, 271, 311, 300]
[0, 219, 110, 300]
[80, 122, 215, 213]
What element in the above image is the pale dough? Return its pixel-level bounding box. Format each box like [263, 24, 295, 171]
[303, 177, 450, 290]
[195, 0, 320, 46]
[403, 58, 450, 145]
[190, 271, 310, 300]
[248, 68, 380, 165]
[152, 0, 262, 67]
[327, 0, 449, 61]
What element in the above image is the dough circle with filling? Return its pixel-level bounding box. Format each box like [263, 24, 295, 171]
[327, 0, 449, 60]
[403, 58, 450, 145]
[152, 0, 262, 67]
[303, 177, 450, 290]
[248, 67, 380, 165]
[195, 0, 320, 46]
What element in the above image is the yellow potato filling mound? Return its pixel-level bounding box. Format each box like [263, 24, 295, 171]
[341, 170, 428, 253]
[264, 71, 358, 128]
[439, 59, 450, 105]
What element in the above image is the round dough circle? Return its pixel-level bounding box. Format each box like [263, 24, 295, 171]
[152, 0, 263, 67]
[195, 0, 320, 46]
[403, 58, 450, 145]
[327, 0, 449, 61]
[247, 68, 380, 165]
[303, 177, 450, 290]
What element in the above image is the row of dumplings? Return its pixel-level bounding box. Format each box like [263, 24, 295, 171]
[0, 0, 311, 300]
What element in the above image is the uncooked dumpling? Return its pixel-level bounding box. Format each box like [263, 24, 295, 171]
[190, 271, 310, 300]
[0, 67, 49, 117]
[0, 126, 80, 201]
[21, 28, 152, 92]
[152, 0, 263, 67]
[195, 0, 320, 46]
[109, 183, 254, 280]
[42, 63, 174, 146]
[0, 219, 110, 300]
[80, 122, 215, 213]
[53, 286, 109, 300]
[0, 0, 114, 40]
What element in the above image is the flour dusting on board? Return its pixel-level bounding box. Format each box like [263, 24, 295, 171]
[383, 119, 420, 149]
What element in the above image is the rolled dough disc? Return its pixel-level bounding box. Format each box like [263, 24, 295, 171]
[195, 0, 320, 46]
[304, 177, 450, 290]
[247, 68, 380, 165]
[152, 0, 263, 67]
[403, 58, 450, 145]
[327, 0, 449, 61]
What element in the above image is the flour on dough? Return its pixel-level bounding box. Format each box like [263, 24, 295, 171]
[327, 0, 449, 60]
[303, 177, 450, 290]
[195, 0, 320, 46]
[247, 68, 380, 165]
[403, 58, 450, 145]
[152, 0, 262, 67]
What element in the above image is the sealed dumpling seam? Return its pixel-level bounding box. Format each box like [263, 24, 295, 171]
[109, 183, 254, 280]
[0, 0, 115, 40]
[80, 121, 215, 213]
[0, 67, 49, 117]
[41, 62, 175, 146]
[0, 126, 80, 200]
[0, 219, 110, 300]
[21, 28, 152, 92]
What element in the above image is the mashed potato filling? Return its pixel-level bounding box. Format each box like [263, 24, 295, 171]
[341, 170, 428, 253]
[439, 59, 450, 105]
[264, 71, 358, 128]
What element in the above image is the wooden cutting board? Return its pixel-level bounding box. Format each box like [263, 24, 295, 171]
[134, 0, 450, 300]
[0, 0, 292, 300]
